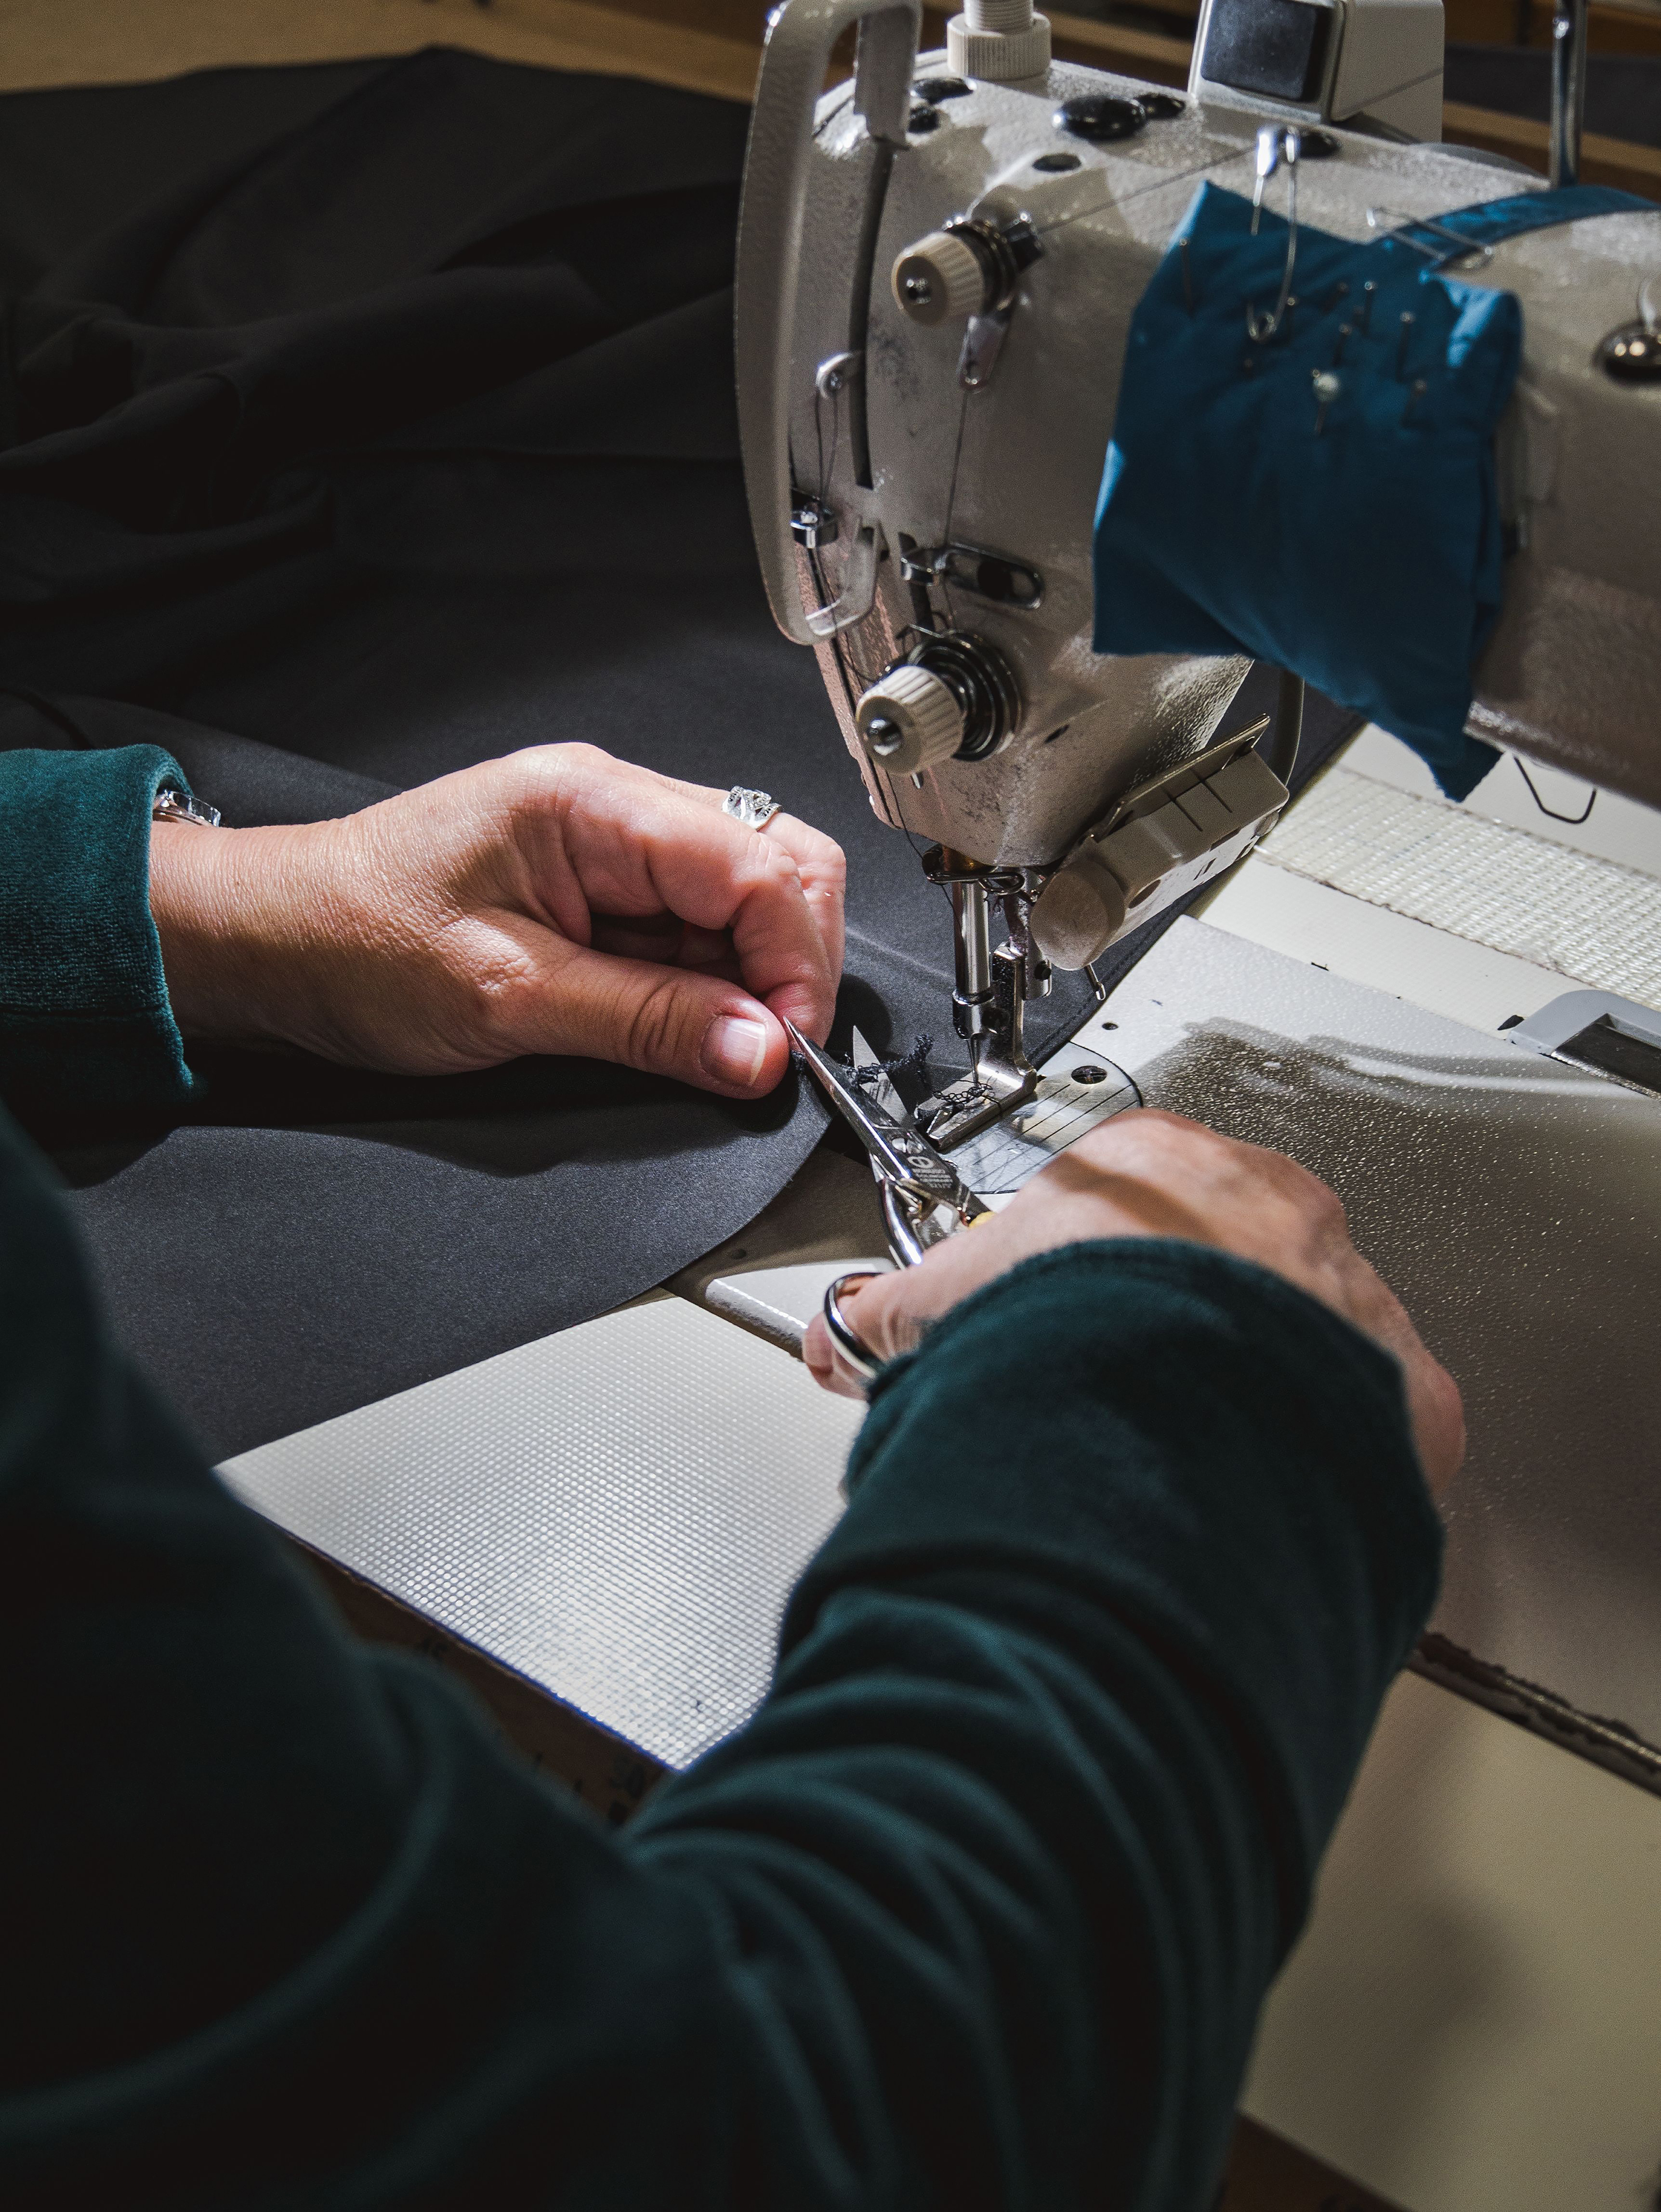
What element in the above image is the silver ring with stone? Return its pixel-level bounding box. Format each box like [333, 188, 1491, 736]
[822, 1272, 885, 1387]
[723, 786, 781, 832]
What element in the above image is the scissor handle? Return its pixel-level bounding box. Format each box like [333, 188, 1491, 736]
[823, 1270, 888, 1384]
[735, 0, 921, 646]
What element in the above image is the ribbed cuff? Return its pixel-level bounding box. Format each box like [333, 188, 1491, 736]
[0, 746, 198, 1127]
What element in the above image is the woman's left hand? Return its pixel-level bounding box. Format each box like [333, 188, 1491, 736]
[148, 744, 845, 1098]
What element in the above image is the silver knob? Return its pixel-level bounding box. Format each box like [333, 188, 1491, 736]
[856, 664, 965, 776]
[892, 229, 989, 325]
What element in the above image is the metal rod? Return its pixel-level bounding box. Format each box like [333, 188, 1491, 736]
[1549, 0, 1589, 188]
[950, 878, 991, 1003]
[948, 875, 994, 1077]
[951, 877, 992, 1002]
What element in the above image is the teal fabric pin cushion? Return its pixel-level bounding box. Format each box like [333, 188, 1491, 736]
[1093, 182, 1651, 799]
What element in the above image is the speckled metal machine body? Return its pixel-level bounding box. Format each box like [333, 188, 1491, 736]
[737, 4, 1661, 871]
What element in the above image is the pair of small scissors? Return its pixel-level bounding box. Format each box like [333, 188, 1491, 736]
[785, 1020, 991, 1384]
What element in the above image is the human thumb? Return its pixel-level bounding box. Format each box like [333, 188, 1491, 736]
[516, 939, 791, 1096]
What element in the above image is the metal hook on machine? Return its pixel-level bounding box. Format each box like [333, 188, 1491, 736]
[1246, 124, 1300, 344]
[1363, 206, 1495, 271]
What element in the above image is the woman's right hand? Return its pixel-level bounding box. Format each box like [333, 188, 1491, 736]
[805, 1108, 1464, 1497]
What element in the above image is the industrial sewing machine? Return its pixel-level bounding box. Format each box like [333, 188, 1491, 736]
[736, 0, 1661, 1147]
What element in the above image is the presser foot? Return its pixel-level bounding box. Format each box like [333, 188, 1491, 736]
[917, 857, 1050, 1150]
[916, 1054, 1041, 1151]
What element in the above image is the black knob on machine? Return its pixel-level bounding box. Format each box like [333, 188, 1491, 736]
[1054, 92, 1147, 142]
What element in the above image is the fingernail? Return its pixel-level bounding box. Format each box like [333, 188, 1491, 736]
[702, 1014, 769, 1088]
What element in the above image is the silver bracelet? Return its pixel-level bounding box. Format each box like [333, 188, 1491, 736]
[152, 787, 222, 829]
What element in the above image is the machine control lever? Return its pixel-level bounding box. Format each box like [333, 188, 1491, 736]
[899, 540, 1043, 608]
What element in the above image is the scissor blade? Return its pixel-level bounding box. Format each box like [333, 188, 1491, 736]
[784, 1020, 919, 1185]
[785, 1020, 981, 1215]
[849, 1025, 908, 1126]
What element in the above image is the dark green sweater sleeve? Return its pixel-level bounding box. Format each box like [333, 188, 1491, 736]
[0, 1108, 1441, 2211]
[0, 745, 198, 1122]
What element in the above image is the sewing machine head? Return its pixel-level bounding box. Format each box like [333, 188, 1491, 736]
[737, 0, 1661, 1146]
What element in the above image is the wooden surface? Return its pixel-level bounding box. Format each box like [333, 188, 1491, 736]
[1442, 94, 1661, 190]
[1444, 0, 1661, 51]
[1, 0, 1653, 193]
[1224, 2119, 1407, 2212]
[0, 0, 764, 101]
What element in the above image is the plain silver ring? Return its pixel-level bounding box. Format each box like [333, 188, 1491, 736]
[723, 785, 782, 832]
[823, 1272, 885, 1386]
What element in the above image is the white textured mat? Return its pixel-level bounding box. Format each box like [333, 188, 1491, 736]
[1258, 765, 1661, 1007]
[220, 1300, 864, 1770]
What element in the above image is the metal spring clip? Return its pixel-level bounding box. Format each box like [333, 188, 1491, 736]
[1362, 207, 1496, 272]
[1246, 123, 1300, 343]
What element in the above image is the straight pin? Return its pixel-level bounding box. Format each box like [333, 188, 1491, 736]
[1312, 368, 1341, 434]
[1358, 279, 1377, 334]
[1179, 236, 1195, 313]
[1396, 310, 1415, 379]
[1331, 321, 1352, 366]
[1402, 376, 1428, 423]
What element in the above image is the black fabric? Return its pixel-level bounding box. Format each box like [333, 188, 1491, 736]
[0, 53, 830, 1456]
[0, 51, 1358, 1455]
